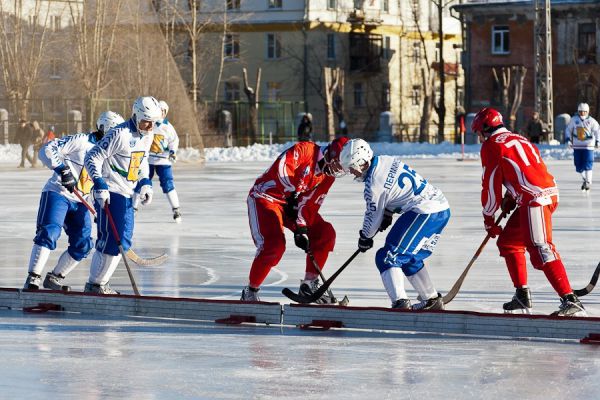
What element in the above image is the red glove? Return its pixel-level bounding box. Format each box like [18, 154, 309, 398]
[484, 215, 502, 238]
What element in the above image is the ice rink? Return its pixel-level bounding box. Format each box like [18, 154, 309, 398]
[1, 158, 600, 399]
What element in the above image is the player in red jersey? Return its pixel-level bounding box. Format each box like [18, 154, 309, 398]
[473, 107, 586, 317]
[242, 137, 349, 303]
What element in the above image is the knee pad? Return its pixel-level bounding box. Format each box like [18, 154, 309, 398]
[68, 237, 93, 261]
[401, 260, 424, 277]
[160, 177, 175, 193]
[33, 223, 62, 250]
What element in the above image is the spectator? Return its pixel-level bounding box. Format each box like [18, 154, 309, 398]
[524, 111, 547, 144]
[16, 119, 35, 168]
[297, 113, 313, 142]
[30, 121, 45, 167]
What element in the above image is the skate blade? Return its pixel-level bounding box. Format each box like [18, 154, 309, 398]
[504, 308, 532, 315]
[337, 296, 350, 306]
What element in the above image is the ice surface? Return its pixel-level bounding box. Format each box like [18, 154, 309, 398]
[1, 156, 599, 399]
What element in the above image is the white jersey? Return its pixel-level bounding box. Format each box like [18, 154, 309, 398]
[39, 132, 98, 202]
[361, 156, 449, 238]
[565, 115, 600, 150]
[85, 119, 153, 197]
[148, 118, 179, 166]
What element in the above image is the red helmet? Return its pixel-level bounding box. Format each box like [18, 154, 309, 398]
[323, 136, 350, 177]
[471, 107, 504, 135]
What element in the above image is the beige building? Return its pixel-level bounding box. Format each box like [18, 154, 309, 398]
[159, 0, 464, 143]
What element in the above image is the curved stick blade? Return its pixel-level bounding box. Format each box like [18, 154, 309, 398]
[126, 249, 168, 267]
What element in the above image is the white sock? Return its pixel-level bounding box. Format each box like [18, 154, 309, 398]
[52, 251, 79, 277]
[407, 266, 437, 300]
[88, 251, 122, 285]
[167, 190, 180, 209]
[584, 170, 593, 185]
[380, 268, 408, 303]
[28, 244, 51, 276]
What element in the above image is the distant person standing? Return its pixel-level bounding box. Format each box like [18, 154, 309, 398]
[524, 111, 547, 144]
[565, 103, 600, 191]
[297, 113, 313, 142]
[17, 119, 35, 168]
[30, 121, 45, 167]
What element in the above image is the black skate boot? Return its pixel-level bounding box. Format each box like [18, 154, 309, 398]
[412, 293, 445, 311]
[582, 181, 590, 192]
[503, 287, 532, 314]
[391, 299, 411, 310]
[551, 293, 587, 317]
[240, 286, 260, 301]
[299, 279, 334, 304]
[173, 208, 182, 223]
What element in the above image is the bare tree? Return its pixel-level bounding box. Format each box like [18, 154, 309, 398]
[492, 66, 527, 131]
[68, 0, 123, 121]
[0, 0, 52, 119]
[323, 67, 344, 140]
[242, 67, 261, 142]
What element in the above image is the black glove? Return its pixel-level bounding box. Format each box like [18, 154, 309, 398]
[501, 195, 517, 213]
[284, 193, 298, 219]
[58, 166, 76, 193]
[358, 230, 373, 253]
[378, 210, 394, 232]
[294, 226, 309, 252]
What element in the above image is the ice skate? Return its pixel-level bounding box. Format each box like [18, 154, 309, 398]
[43, 272, 70, 291]
[173, 208, 182, 223]
[503, 287, 532, 314]
[240, 285, 260, 301]
[23, 273, 41, 290]
[391, 298, 411, 310]
[412, 293, 445, 311]
[551, 293, 587, 317]
[299, 278, 334, 304]
[581, 181, 590, 192]
[84, 282, 120, 295]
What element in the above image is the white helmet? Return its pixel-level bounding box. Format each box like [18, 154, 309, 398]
[132, 96, 162, 133]
[158, 100, 169, 117]
[339, 139, 373, 179]
[578, 102, 590, 113]
[96, 111, 125, 134]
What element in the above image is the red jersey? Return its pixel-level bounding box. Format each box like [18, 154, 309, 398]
[251, 142, 330, 227]
[481, 128, 558, 217]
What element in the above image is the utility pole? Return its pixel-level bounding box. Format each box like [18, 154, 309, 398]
[534, 0, 554, 140]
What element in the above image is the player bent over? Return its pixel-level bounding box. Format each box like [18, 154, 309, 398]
[242, 137, 349, 303]
[473, 107, 585, 317]
[564, 102, 600, 191]
[84, 96, 162, 294]
[339, 139, 450, 310]
[24, 111, 125, 290]
[133, 100, 181, 222]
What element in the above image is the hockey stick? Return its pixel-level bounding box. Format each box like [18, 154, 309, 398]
[103, 204, 140, 296]
[442, 210, 508, 305]
[282, 249, 361, 304]
[73, 190, 168, 266]
[574, 261, 600, 297]
[307, 251, 349, 306]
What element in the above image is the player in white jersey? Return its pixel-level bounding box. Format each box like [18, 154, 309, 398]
[84, 96, 162, 294]
[133, 100, 181, 222]
[339, 139, 451, 310]
[565, 103, 600, 191]
[23, 111, 125, 291]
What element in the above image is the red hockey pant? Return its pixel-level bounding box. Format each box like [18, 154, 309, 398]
[496, 201, 572, 296]
[247, 195, 336, 288]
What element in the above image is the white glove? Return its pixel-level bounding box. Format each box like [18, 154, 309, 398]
[94, 188, 110, 209]
[567, 141, 572, 149]
[169, 151, 177, 163]
[139, 185, 153, 206]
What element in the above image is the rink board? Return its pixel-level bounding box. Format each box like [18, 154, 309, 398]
[283, 304, 600, 341]
[0, 288, 282, 325]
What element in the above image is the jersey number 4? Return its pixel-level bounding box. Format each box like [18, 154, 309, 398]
[505, 139, 540, 166]
[398, 164, 427, 195]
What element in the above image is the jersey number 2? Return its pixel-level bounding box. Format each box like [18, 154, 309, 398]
[398, 164, 426, 195]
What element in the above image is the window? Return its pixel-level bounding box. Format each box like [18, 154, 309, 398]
[266, 82, 282, 101]
[50, 59, 61, 79]
[224, 81, 240, 101]
[383, 0, 389, 13]
[224, 34, 240, 60]
[268, 0, 282, 9]
[412, 42, 421, 63]
[227, 0, 240, 10]
[578, 23, 597, 64]
[28, 15, 38, 26]
[53, 15, 61, 31]
[411, 86, 421, 106]
[354, 0, 362, 9]
[327, 34, 336, 60]
[383, 36, 391, 60]
[354, 82, 365, 107]
[382, 83, 391, 110]
[327, 0, 336, 10]
[492, 26, 509, 55]
[266, 33, 281, 59]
